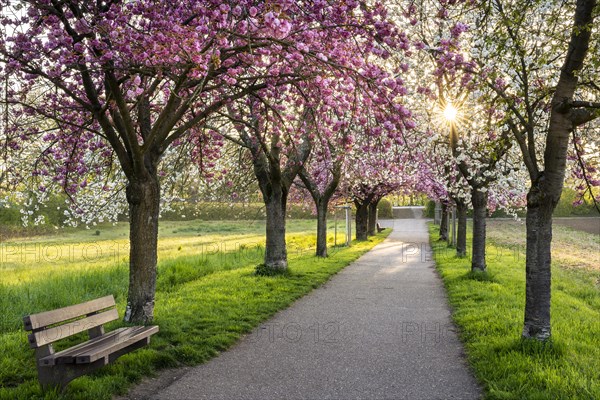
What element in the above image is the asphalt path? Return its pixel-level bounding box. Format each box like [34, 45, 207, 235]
[150, 217, 481, 400]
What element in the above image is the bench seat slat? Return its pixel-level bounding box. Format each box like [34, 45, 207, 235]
[38, 325, 158, 366]
[74, 325, 158, 364]
[38, 328, 129, 366]
[24, 295, 116, 331]
[29, 308, 119, 348]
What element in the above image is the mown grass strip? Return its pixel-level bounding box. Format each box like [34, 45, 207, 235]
[0, 221, 387, 400]
[428, 223, 600, 400]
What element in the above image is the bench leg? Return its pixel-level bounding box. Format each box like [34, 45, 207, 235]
[38, 358, 108, 393]
[37, 338, 150, 392]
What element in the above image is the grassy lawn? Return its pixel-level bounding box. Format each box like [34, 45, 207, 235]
[0, 219, 387, 400]
[429, 221, 600, 400]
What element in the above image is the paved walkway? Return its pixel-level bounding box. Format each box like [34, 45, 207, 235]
[150, 218, 481, 400]
[392, 206, 423, 219]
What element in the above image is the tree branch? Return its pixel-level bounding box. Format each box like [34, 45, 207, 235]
[570, 108, 600, 126]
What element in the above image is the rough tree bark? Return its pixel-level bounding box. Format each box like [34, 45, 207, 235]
[263, 182, 289, 270]
[456, 199, 468, 257]
[448, 124, 468, 257]
[355, 199, 370, 241]
[251, 152, 292, 271]
[233, 108, 312, 271]
[124, 169, 160, 323]
[315, 201, 329, 257]
[471, 188, 488, 272]
[521, 0, 597, 340]
[299, 165, 341, 257]
[523, 182, 554, 339]
[439, 202, 449, 241]
[367, 200, 379, 236]
[452, 120, 511, 271]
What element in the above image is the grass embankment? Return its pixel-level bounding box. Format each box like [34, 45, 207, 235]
[0, 220, 388, 400]
[429, 222, 600, 399]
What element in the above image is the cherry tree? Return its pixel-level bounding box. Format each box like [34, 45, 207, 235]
[395, 0, 474, 257]
[296, 109, 352, 258]
[295, 75, 411, 256]
[222, 96, 312, 271]
[411, 144, 453, 240]
[514, 0, 596, 340]
[222, 61, 412, 268]
[343, 142, 411, 241]
[205, 4, 410, 270]
[443, 92, 520, 271]
[0, 0, 406, 321]
[404, 1, 536, 271]
[442, 0, 599, 339]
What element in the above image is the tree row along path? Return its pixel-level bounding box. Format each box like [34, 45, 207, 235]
[148, 215, 481, 400]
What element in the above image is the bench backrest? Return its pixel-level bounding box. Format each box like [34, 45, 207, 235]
[23, 295, 118, 348]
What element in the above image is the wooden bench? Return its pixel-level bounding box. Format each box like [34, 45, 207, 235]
[23, 295, 158, 392]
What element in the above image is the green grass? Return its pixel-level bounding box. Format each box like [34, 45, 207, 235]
[428, 223, 600, 400]
[0, 219, 388, 400]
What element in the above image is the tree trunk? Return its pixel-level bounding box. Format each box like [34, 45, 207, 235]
[521, 0, 597, 341]
[298, 167, 340, 258]
[522, 182, 554, 340]
[367, 200, 379, 236]
[124, 175, 160, 324]
[471, 188, 488, 272]
[456, 199, 467, 257]
[316, 201, 329, 257]
[264, 185, 288, 270]
[439, 203, 449, 241]
[355, 201, 369, 241]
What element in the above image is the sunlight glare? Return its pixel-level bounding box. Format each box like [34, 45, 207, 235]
[443, 104, 458, 122]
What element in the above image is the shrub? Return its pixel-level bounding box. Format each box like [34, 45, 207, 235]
[377, 198, 393, 219]
[423, 200, 436, 218]
[0, 204, 21, 226]
[160, 201, 316, 221]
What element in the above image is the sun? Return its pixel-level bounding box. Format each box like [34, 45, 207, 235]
[443, 103, 458, 122]
[433, 99, 466, 130]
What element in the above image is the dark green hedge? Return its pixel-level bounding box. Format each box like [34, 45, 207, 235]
[160, 201, 317, 221]
[377, 198, 393, 219]
[423, 200, 436, 218]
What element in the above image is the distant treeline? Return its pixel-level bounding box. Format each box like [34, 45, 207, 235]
[422, 188, 599, 219]
[0, 197, 393, 239]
